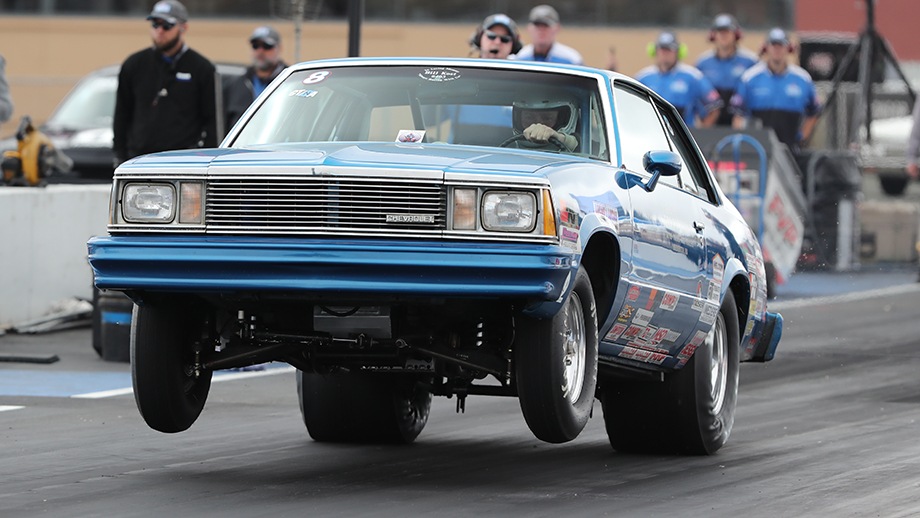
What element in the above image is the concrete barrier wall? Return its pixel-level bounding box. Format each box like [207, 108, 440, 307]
[0, 185, 110, 327]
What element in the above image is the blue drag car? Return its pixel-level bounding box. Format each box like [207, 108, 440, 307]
[87, 58, 781, 454]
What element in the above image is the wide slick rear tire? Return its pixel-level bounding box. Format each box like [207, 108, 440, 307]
[296, 370, 431, 444]
[601, 290, 740, 455]
[515, 267, 598, 443]
[131, 302, 212, 433]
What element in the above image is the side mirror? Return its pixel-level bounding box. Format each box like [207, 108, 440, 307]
[641, 150, 682, 192]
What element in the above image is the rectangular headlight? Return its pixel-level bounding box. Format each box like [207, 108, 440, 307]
[122, 183, 176, 223]
[482, 191, 536, 232]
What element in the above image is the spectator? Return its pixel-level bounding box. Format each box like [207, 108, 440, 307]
[0, 54, 13, 127]
[113, 0, 218, 166]
[731, 28, 820, 150]
[469, 13, 522, 60]
[906, 99, 920, 179]
[606, 46, 619, 73]
[636, 31, 722, 128]
[514, 5, 583, 65]
[695, 14, 758, 126]
[224, 25, 288, 133]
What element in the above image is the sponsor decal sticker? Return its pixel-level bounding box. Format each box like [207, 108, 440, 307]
[659, 291, 679, 311]
[396, 129, 426, 143]
[645, 288, 658, 310]
[691, 298, 706, 312]
[627, 285, 641, 302]
[418, 67, 461, 82]
[604, 323, 627, 342]
[701, 303, 719, 325]
[622, 325, 644, 341]
[617, 305, 636, 322]
[632, 308, 654, 327]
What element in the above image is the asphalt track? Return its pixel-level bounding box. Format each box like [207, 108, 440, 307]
[1, 266, 919, 517]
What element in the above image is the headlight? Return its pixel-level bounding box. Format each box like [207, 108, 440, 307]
[122, 183, 176, 223]
[482, 191, 536, 232]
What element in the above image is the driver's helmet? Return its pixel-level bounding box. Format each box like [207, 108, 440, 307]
[512, 100, 579, 137]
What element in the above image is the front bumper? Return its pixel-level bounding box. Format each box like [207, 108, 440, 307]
[88, 236, 574, 309]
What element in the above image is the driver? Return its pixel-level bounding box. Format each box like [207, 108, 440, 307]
[512, 100, 578, 151]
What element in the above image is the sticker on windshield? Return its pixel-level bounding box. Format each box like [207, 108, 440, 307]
[419, 67, 461, 82]
[302, 71, 330, 84]
[396, 130, 425, 143]
[289, 89, 319, 99]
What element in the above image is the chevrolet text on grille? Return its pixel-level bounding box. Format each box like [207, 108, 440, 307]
[386, 214, 436, 224]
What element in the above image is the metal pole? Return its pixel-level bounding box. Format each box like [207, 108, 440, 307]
[347, 0, 364, 57]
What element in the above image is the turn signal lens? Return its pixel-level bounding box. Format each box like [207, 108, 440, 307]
[453, 188, 477, 230]
[179, 182, 203, 223]
[542, 189, 556, 237]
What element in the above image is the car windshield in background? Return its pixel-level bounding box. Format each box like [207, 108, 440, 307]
[45, 73, 118, 132]
[229, 65, 610, 161]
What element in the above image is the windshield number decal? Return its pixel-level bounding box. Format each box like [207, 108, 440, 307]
[302, 71, 330, 84]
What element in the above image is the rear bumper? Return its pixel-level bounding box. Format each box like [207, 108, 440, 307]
[748, 311, 783, 362]
[88, 235, 574, 307]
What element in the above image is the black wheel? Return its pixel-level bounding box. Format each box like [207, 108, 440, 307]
[515, 267, 598, 443]
[602, 290, 740, 455]
[131, 302, 211, 433]
[879, 173, 909, 196]
[296, 370, 431, 444]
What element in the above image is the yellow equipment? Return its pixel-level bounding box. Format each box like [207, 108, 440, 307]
[2, 116, 72, 186]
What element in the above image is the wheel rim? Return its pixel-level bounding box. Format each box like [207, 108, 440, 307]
[561, 292, 586, 404]
[708, 311, 728, 415]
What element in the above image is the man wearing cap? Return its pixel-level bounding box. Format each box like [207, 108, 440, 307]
[113, 0, 218, 166]
[695, 14, 759, 126]
[513, 5, 583, 65]
[224, 25, 289, 132]
[731, 28, 820, 150]
[0, 54, 13, 129]
[636, 31, 722, 128]
[469, 13, 522, 59]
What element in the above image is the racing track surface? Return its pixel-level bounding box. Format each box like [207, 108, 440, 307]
[1, 282, 920, 517]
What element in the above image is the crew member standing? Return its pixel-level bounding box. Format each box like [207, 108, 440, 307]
[224, 25, 288, 133]
[695, 14, 758, 126]
[113, 0, 218, 166]
[731, 28, 820, 150]
[469, 13, 522, 60]
[514, 5, 583, 65]
[636, 31, 722, 128]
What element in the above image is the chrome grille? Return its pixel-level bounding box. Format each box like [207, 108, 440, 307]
[206, 177, 447, 235]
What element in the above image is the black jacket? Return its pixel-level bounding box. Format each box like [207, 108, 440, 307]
[113, 45, 218, 162]
[223, 62, 286, 135]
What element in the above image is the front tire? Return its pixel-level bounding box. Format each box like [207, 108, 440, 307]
[296, 370, 431, 444]
[131, 302, 212, 433]
[515, 267, 598, 443]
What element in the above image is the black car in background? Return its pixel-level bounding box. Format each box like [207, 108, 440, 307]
[2, 63, 247, 183]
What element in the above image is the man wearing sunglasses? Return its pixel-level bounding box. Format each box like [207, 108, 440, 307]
[469, 13, 522, 59]
[224, 25, 289, 133]
[113, 0, 218, 167]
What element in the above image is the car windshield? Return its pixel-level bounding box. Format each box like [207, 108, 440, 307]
[46, 73, 117, 131]
[229, 65, 610, 160]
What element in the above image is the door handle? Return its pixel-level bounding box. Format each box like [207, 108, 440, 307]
[693, 221, 705, 233]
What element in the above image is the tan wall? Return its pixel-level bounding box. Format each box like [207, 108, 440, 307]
[0, 16, 768, 131]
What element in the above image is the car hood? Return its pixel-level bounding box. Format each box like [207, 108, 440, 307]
[123, 142, 590, 177]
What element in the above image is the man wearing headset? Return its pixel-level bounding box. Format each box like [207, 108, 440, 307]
[470, 13, 522, 59]
[731, 28, 820, 150]
[636, 31, 722, 128]
[695, 14, 759, 126]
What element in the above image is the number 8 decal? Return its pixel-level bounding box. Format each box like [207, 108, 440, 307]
[303, 71, 330, 84]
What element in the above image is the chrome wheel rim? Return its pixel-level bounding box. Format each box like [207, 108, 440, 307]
[561, 292, 586, 404]
[709, 311, 728, 415]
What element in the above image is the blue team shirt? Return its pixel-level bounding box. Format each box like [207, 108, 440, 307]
[731, 62, 820, 146]
[635, 63, 723, 127]
[695, 48, 759, 92]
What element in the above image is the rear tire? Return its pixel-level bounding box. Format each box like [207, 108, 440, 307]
[515, 267, 598, 443]
[131, 302, 211, 433]
[296, 370, 431, 444]
[602, 291, 740, 455]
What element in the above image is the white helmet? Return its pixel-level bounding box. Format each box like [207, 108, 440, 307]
[512, 99, 579, 137]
